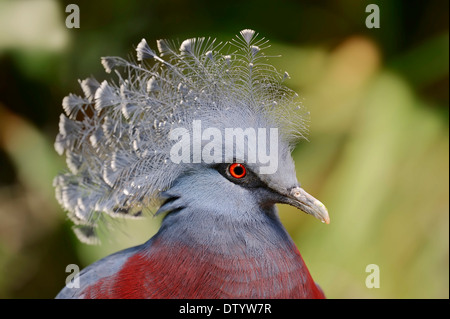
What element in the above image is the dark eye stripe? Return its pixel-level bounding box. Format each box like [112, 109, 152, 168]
[213, 163, 267, 189]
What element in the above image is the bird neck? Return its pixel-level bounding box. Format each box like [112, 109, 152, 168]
[156, 204, 292, 252]
[134, 205, 323, 298]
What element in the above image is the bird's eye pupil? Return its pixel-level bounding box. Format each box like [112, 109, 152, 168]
[234, 166, 244, 175]
[229, 163, 246, 179]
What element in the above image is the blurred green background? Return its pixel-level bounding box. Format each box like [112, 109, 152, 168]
[0, 0, 448, 299]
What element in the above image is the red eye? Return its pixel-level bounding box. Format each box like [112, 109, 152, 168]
[229, 163, 246, 179]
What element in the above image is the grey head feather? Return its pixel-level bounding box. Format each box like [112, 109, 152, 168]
[54, 29, 310, 244]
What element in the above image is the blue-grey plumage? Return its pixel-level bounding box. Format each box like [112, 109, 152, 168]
[54, 29, 329, 298]
[54, 29, 326, 243]
[57, 164, 327, 298]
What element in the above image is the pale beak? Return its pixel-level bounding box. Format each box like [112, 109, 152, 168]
[285, 186, 330, 224]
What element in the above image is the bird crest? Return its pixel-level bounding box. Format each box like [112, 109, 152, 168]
[54, 29, 310, 244]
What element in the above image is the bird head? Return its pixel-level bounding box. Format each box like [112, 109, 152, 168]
[54, 29, 329, 244]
